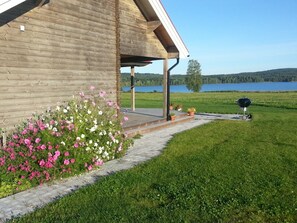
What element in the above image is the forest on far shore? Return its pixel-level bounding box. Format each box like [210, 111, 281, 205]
[121, 68, 297, 87]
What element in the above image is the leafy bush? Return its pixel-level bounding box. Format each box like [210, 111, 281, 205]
[0, 87, 132, 198]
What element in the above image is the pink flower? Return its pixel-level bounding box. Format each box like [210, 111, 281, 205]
[107, 101, 113, 107]
[55, 150, 61, 156]
[89, 85, 95, 91]
[45, 161, 54, 168]
[87, 165, 93, 171]
[95, 160, 104, 166]
[64, 159, 70, 165]
[64, 151, 70, 156]
[28, 123, 34, 131]
[10, 153, 16, 160]
[8, 141, 15, 147]
[50, 120, 55, 125]
[0, 157, 6, 166]
[79, 91, 85, 98]
[124, 116, 129, 121]
[12, 134, 19, 140]
[74, 142, 79, 148]
[99, 90, 106, 98]
[70, 158, 75, 163]
[118, 143, 123, 152]
[35, 138, 41, 144]
[21, 129, 28, 135]
[39, 159, 45, 167]
[48, 145, 53, 150]
[33, 128, 39, 134]
[43, 171, 51, 181]
[36, 120, 46, 131]
[40, 144, 47, 150]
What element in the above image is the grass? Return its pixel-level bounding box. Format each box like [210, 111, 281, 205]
[10, 91, 297, 223]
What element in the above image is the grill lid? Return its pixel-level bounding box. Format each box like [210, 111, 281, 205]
[237, 98, 251, 108]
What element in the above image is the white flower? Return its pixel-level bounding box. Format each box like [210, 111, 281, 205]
[81, 134, 85, 139]
[99, 132, 103, 136]
[103, 151, 109, 158]
[106, 141, 110, 145]
[85, 118, 88, 122]
[63, 109, 68, 113]
[76, 137, 81, 141]
[87, 110, 92, 114]
[61, 141, 66, 146]
[86, 147, 91, 151]
[94, 142, 98, 147]
[56, 106, 61, 111]
[98, 147, 104, 154]
[109, 121, 113, 125]
[67, 106, 70, 110]
[93, 119, 98, 125]
[90, 125, 98, 132]
[53, 127, 58, 132]
[115, 139, 119, 144]
[98, 111, 103, 115]
[89, 140, 93, 144]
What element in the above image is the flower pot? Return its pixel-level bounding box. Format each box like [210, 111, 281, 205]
[188, 111, 195, 116]
[170, 116, 176, 121]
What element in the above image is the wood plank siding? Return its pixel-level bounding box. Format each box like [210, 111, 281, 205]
[0, 0, 117, 131]
[119, 0, 167, 59]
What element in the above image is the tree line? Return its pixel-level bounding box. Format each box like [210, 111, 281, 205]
[121, 68, 297, 87]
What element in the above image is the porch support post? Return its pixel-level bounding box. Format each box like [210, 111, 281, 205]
[131, 66, 135, 111]
[163, 59, 168, 118]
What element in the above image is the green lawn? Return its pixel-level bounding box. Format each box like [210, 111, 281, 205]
[11, 92, 297, 223]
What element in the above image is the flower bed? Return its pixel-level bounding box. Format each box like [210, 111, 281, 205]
[0, 87, 132, 198]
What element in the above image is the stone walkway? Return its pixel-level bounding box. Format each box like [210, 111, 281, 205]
[0, 113, 241, 222]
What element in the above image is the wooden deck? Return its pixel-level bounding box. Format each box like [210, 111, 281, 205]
[122, 108, 194, 137]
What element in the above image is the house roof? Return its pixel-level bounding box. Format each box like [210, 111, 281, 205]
[0, 0, 26, 14]
[134, 0, 189, 59]
[1, 0, 189, 59]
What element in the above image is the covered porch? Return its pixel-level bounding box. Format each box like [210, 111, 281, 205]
[119, 0, 189, 121]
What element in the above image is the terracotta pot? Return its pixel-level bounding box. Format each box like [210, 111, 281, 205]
[170, 115, 176, 121]
[188, 111, 195, 116]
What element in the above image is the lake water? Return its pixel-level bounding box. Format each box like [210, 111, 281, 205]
[122, 82, 297, 93]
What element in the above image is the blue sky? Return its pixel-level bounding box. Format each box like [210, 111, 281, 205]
[123, 0, 297, 75]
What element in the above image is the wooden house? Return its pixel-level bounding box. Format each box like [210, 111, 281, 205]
[0, 0, 189, 131]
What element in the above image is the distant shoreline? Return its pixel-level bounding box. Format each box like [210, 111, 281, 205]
[122, 82, 297, 93]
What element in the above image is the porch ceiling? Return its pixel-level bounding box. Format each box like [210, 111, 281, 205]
[134, 0, 189, 59]
[120, 55, 161, 67]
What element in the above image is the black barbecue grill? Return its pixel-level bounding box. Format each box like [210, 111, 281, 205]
[237, 97, 252, 119]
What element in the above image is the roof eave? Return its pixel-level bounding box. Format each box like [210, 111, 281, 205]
[0, 0, 27, 14]
[148, 0, 189, 58]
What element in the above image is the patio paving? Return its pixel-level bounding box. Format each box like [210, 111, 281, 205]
[0, 111, 242, 222]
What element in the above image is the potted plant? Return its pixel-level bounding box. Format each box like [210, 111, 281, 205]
[187, 107, 196, 116]
[175, 104, 183, 111]
[169, 112, 176, 121]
